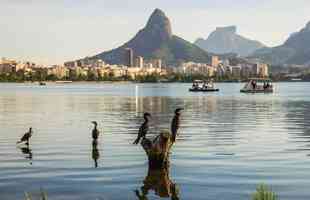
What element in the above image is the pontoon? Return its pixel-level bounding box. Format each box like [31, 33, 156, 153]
[240, 78, 273, 93]
[189, 80, 219, 92]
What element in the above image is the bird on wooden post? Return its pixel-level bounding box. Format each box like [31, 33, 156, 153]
[91, 121, 100, 140]
[171, 108, 183, 142]
[17, 127, 33, 145]
[133, 112, 151, 145]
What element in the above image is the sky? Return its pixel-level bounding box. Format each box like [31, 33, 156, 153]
[0, 0, 309, 65]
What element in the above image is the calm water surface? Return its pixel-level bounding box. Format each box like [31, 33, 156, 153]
[0, 82, 310, 200]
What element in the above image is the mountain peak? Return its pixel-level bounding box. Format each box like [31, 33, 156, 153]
[252, 20, 310, 65]
[195, 25, 265, 56]
[90, 8, 209, 65]
[145, 8, 172, 39]
[215, 26, 237, 34]
[306, 21, 310, 30]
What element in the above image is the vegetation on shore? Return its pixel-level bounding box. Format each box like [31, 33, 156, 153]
[252, 184, 278, 200]
[1, 69, 309, 83]
[0, 71, 252, 83]
[0, 71, 215, 83]
[24, 189, 48, 200]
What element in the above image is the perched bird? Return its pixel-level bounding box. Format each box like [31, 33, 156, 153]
[171, 108, 183, 142]
[133, 113, 151, 145]
[92, 121, 100, 140]
[17, 127, 33, 145]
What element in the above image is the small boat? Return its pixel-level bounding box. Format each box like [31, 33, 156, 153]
[240, 78, 273, 93]
[55, 80, 73, 84]
[39, 82, 46, 86]
[189, 80, 219, 92]
[290, 78, 303, 82]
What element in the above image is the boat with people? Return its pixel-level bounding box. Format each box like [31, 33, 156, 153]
[240, 78, 273, 93]
[189, 80, 219, 92]
[39, 82, 46, 86]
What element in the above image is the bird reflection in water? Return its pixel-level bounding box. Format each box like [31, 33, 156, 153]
[18, 144, 33, 165]
[92, 139, 100, 168]
[134, 164, 180, 200]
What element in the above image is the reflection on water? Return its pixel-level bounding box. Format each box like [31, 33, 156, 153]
[135, 164, 179, 200]
[92, 140, 100, 168]
[285, 101, 310, 155]
[0, 83, 310, 200]
[18, 144, 33, 165]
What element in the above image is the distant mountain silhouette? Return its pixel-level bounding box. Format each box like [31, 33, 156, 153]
[195, 26, 265, 57]
[251, 21, 310, 65]
[89, 9, 210, 65]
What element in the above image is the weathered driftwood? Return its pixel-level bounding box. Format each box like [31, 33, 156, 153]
[141, 130, 174, 169]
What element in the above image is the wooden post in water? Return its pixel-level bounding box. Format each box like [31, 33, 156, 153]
[136, 130, 179, 199]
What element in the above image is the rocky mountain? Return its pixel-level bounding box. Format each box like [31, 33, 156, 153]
[90, 9, 210, 65]
[251, 21, 310, 65]
[195, 26, 265, 57]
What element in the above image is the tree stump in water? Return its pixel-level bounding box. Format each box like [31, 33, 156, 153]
[141, 130, 174, 169]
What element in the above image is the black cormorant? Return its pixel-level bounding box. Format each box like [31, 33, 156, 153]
[92, 121, 100, 140]
[133, 112, 151, 145]
[171, 108, 183, 142]
[17, 127, 33, 145]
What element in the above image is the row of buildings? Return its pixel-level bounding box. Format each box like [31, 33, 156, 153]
[178, 56, 269, 78]
[0, 55, 167, 79]
[1, 51, 269, 80]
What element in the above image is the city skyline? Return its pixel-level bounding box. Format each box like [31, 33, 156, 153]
[0, 0, 309, 64]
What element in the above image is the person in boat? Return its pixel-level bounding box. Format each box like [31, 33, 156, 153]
[209, 80, 214, 89]
[192, 82, 195, 89]
[263, 81, 271, 90]
[263, 82, 268, 90]
[195, 82, 199, 89]
[192, 82, 198, 90]
[251, 80, 257, 90]
[202, 81, 207, 89]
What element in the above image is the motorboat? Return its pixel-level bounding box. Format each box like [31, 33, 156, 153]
[189, 80, 219, 92]
[240, 78, 273, 93]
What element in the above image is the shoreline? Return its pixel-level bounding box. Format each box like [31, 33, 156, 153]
[0, 80, 309, 84]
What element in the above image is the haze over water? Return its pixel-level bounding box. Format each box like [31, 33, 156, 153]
[0, 82, 310, 200]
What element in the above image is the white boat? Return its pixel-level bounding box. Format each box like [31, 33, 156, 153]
[55, 81, 73, 84]
[240, 78, 273, 93]
[189, 80, 219, 92]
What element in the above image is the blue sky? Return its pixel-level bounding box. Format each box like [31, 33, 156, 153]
[0, 0, 309, 64]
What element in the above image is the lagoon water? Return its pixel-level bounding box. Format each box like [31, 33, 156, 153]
[0, 82, 310, 200]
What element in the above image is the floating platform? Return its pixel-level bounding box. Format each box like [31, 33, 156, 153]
[189, 88, 219, 92]
[240, 88, 273, 93]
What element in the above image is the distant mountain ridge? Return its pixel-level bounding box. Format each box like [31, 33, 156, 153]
[195, 26, 265, 57]
[90, 9, 211, 65]
[251, 21, 310, 65]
